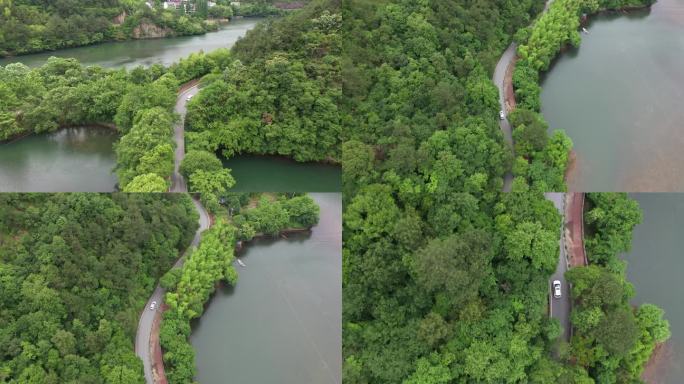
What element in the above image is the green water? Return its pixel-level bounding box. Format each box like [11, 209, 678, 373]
[0, 127, 117, 192]
[540, 0, 684, 191]
[190, 193, 341, 384]
[623, 193, 683, 383]
[224, 155, 341, 192]
[0, 18, 262, 69]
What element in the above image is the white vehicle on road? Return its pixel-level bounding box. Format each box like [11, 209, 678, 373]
[552, 280, 562, 298]
[149, 301, 157, 310]
[186, 94, 194, 101]
[499, 110, 505, 120]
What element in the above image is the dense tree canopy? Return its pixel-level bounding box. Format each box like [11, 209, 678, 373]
[0, 193, 198, 383]
[185, 0, 342, 162]
[342, 1, 665, 383]
[0, 0, 224, 57]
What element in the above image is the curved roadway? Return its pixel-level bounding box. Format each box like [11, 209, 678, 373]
[171, 84, 200, 193]
[493, 0, 554, 192]
[136, 83, 207, 383]
[493, 43, 517, 191]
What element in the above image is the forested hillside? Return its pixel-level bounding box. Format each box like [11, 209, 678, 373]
[341, 0, 666, 383]
[184, 0, 342, 162]
[0, 193, 198, 383]
[341, 0, 551, 197]
[0, 0, 221, 57]
[340, 3, 566, 381]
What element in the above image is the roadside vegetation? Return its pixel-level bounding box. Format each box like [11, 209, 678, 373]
[159, 193, 319, 383]
[0, 193, 199, 383]
[566, 193, 670, 382]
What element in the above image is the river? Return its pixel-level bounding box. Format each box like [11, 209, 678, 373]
[0, 127, 118, 192]
[623, 193, 683, 383]
[0, 18, 262, 69]
[540, 0, 684, 191]
[189, 193, 341, 384]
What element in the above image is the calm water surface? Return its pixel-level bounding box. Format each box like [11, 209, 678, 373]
[624, 193, 684, 383]
[0, 20, 263, 192]
[190, 193, 341, 384]
[0, 18, 262, 69]
[224, 155, 341, 192]
[0, 127, 117, 192]
[541, 0, 684, 191]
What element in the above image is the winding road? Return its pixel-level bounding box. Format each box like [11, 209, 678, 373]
[544, 193, 571, 342]
[493, 0, 554, 192]
[136, 82, 207, 384]
[493, 44, 516, 192]
[171, 84, 200, 193]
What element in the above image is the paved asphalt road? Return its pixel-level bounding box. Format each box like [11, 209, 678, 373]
[135, 198, 210, 383]
[171, 85, 200, 193]
[493, 43, 517, 192]
[493, 0, 553, 192]
[136, 84, 208, 383]
[545, 193, 571, 342]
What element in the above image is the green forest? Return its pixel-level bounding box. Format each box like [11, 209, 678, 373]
[340, 0, 571, 196]
[566, 193, 669, 382]
[0, 0, 225, 57]
[341, 0, 667, 383]
[0, 49, 233, 192]
[184, 0, 342, 163]
[0, 193, 199, 383]
[159, 193, 319, 383]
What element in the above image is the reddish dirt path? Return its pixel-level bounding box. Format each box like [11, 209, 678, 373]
[504, 56, 517, 112]
[151, 305, 168, 384]
[566, 193, 588, 267]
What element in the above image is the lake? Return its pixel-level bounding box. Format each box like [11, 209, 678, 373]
[0, 127, 118, 192]
[624, 193, 683, 383]
[224, 155, 341, 192]
[0, 18, 262, 69]
[541, 0, 684, 191]
[190, 193, 342, 383]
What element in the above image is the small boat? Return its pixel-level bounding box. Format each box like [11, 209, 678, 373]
[582, 27, 589, 34]
[237, 259, 246, 267]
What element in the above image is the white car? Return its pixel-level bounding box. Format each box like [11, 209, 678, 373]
[149, 301, 157, 310]
[186, 94, 194, 101]
[499, 110, 505, 120]
[553, 280, 562, 298]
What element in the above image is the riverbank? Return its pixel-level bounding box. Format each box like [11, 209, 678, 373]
[642, 341, 671, 383]
[0, 18, 262, 69]
[235, 227, 312, 252]
[0, 122, 118, 145]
